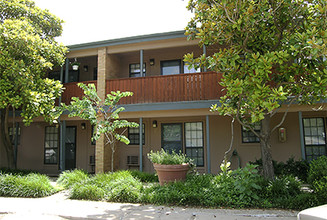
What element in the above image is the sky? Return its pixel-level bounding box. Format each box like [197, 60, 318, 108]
[33, 0, 194, 46]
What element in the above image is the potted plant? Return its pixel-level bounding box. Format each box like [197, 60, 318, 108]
[71, 61, 80, 71]
[148, 149, 194, 185]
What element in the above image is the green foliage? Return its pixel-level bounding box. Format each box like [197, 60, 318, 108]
[251, 157, 310, 182]
[0, 0, 67, 124]
[69, 170, 142, 203]
[147, 149, 194, 166]
[0, 167, 38, 176]
[186, 0, 327, 179]
[0, 173, 58, 197]
[129, 170, 158, 183]
[57, 169, 89, 189]
[308, 155, 327, 184]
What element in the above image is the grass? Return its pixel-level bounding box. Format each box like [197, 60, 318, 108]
[0, 173, 59, 197]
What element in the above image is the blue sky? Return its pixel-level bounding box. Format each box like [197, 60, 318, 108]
[33, 0, 193, 45]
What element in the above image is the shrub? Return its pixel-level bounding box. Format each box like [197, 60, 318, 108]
[0, 173, 57, 197]
[308, 156, 327, 184]
[129, 170, 158, 182]
[250, 157, 309, 182]
[0, 167, 37, 176]
[70, 170, 142, 203]
[70, 184, 105, 201]
[57, 169, 89, 189]
[311, 176, 327, 204]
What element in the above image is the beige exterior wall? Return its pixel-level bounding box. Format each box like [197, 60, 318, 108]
[3, 108, 327, 174]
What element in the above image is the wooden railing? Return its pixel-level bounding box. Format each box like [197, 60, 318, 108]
[62, 72, 223, 105]
[61, 81, 97, 104]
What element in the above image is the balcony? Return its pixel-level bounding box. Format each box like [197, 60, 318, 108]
[61, 72, 223, 105]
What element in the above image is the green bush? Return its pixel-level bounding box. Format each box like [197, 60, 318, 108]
[311, 176, 327, 204]
[70, 184, 105, 201]
[129, 170, 158, 182]
[308, 156, 327, 184]
[250, 157, 309, 182]
[57, 169, 89, 189]
[0, 167, 37, 176]
[70, 170, 142, 203]
[0, 173, 58, 197]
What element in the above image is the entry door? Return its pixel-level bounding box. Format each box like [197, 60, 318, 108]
[65, 126, 76, 170]
[162, 123, 183, 153]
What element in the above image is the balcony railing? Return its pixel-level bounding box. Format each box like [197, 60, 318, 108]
[61, 72, 223, 105]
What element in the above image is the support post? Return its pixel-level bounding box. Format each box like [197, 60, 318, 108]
[59, 120, 66, 171]
[206, 115, 211, 173]
[65, 58, 69, 83]
[139, 118, 143, 172]
[140, 49, 144, 77]
[298, 111, 306, 160]
[203, 45, 207, 72]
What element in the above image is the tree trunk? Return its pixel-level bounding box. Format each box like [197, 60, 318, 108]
[0, 107, 15, 169]
[260, 114, 275, 180]
[111, 143, 115, 172]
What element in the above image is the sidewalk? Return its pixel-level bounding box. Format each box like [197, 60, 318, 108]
[0, 190, 299, 220]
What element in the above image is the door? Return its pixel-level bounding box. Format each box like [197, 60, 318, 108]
[161, 123, 183, 153]
[65, 126, 76, 170]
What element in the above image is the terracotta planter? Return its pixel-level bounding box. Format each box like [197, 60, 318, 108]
[153, 163, 190, 185]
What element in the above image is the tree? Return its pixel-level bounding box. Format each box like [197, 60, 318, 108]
[61, 83, 139, 172]
[0, 0, 67, 168]
[185, 0, 327, 179]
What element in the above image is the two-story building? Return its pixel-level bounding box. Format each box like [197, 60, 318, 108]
[1, 30, 327, 175]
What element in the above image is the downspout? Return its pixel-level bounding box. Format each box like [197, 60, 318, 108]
[298, 111, 306, 160]
[206, 115, 211, 173]
[59, 64, 66, 171]
[139, 118, 143, 172]
[140, 50, 144, 77]
[65, 58, 69, 83]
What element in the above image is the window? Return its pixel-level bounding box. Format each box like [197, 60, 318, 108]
[44, 126, 59, 164]
[129, 63, 146, 77]
[183, 62, 201, 74]
[303, 118, 326, 161]
[91, 125, 96, 145]
[185, 122, 204, 167]
[128, 124, 145, 145]
[8, 126, 20, 145]
[161, 60, 181, 75]
[242, 123, 260, 143]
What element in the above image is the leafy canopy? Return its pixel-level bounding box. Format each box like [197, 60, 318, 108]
[61, 83, 139, 145]
[0, 0, 67, 124]
[185, 0, 327, 124]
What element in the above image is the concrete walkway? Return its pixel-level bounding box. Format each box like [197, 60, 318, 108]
[0, 190, 299, 220]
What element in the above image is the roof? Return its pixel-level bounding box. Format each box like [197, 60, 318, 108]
[68, 30, 186, 51]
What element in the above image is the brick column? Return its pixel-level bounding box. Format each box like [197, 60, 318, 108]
[95, 48, 109, 173]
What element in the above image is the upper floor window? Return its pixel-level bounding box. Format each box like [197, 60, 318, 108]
[183, 62, 201, 74]
[161, 60, 181, 75]
[242, 123, 260, 143]
[129, 63, 146, 77]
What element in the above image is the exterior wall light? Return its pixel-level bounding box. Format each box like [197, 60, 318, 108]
[150, 58, 155, 66]
[81, 122, 86, 130]
[152, 120, 157, 128]
[83, 65, 88, 72]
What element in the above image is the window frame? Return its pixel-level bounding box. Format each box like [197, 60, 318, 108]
[8, 126, 21, 145]
[160, 59, 182, 75]
[128, 123, 145, 145]
[302, 117, 327, 161]
[129, 63, 146, 78]
[183, 62, 201, 74]
[184, 122, 204, 167]
[241, 123, 261, 143]
[44, 126, 59, 165]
